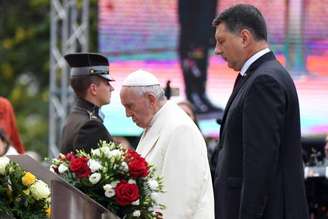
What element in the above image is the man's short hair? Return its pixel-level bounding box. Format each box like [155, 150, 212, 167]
[212, 4, 267, 41]
[70, 75, 104, 98]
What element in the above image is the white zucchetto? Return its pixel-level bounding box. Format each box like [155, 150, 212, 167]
[122, 69, 160, 86]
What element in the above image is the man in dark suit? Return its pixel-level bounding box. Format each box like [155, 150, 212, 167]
[60, 53, 114, 153]
[212, 4, 309, 219]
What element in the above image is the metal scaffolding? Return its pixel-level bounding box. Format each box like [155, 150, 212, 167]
[49, 0, 89, 157]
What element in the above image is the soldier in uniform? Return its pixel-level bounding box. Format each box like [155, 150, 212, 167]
[60, 53, 114, 154]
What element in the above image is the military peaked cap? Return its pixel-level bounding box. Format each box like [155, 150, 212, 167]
[64, 53, 114, 81]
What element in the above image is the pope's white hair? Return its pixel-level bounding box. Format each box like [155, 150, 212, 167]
[124, 85, 166, 101]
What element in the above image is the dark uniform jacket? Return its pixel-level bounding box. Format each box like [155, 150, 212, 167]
[60, 98, 113, 153]
[214, 52, 309, 219]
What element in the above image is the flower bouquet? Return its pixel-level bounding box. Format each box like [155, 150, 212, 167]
[0, 156, 51, 219]
[50, 141, 165, 218]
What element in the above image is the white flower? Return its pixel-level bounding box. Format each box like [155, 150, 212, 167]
[128, 179, 136, 184]
[109, 149, 122, 157]
[132, 199, 140, 205]
[105, 190, 115, 198]
[151, 192, 160, 201]
[30, 180, 51, 200]
[103, 184, 115, 198]
[103, 184, 113, 191]
[100, 147, 111, 158]
[49, 165, 56, 173]
[132, 210, 141, 217]
[89, 172, 101, 184]
[88, 159, 102, 172]
[101, 147, 122, 159]
[148, 179, 159, 190]
[91, 148, 101, 157]
[120, 162, 129, 171]
[58, 164, 68, 174]
[0, 156, 10, 175]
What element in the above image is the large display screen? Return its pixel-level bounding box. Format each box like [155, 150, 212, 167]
[98, 0, 328, 138]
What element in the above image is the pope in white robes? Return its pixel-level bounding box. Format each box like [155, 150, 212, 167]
[120, 70, 214, 219]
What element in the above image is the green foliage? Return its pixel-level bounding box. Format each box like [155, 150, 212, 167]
[0, 0, 98, 157]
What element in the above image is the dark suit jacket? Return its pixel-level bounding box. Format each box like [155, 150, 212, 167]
[214, 52, 309, 219]
[60, 98, 113, 154]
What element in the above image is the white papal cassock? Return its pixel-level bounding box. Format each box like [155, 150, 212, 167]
[137, 100, 214, 219]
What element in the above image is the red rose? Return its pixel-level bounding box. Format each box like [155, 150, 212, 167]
[115, 180, 140, 206]
[125, 149, 149, 178]
[69, 156, 91, 178]
[128, 157, 149, 178]
[66, 152, 76, 161]
[127, 148, 141, 160]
